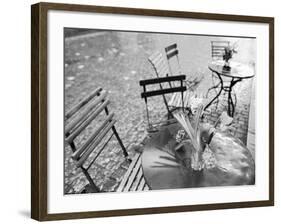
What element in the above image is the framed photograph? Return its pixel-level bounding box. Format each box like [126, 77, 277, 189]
[31, 2, 274, 221]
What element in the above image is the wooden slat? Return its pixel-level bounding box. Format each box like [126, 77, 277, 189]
[151, 53, 165, 67]
[212, 49, 225, 52]
[169, 92, 180, 107]
[169, 91, 191, 108]
[212, 52, 224, 56]
[123, 157, 142, 192]
[149, 51, 161, 61]
[212, 52, 223, 55]
[66, 111, 114, 149]
[141, 86, 186, 98]
[212, 54, 224, 57]
[212, 48, 225, 51]
[117, 153, 140, 192]
[166, 49, 178, 60]
[130, 165, 144, 191]
[169, 92, 177, 106]
[153, 58, 168, 72]
[65, 87, 102, 119]
[212, 56, 223, 58]
[137, 178, 146, 191]
[165, 43, 177, 53]
[72, 115, 110, 160]
[85, 132, 115, 170]
[149, 52, 162, 64]
[212, 45, 229, 49]
[65, 96, 108, 134]
[212, 44, 229, 47]
[148, 52, 171, 79]
[154, 63, 169, 77]
[75, 119, 116, 167]
[139, 75, 186, 86]
[184, 91, 190, 106]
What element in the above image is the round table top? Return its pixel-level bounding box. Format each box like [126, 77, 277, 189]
[141, 123, 191, 190]
[141, 123, 255, 190]
[208, 60, 255, 79]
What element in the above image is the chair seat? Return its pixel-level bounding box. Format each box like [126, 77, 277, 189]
[117, 153, 150, 192]
[168, 91, 191, 109]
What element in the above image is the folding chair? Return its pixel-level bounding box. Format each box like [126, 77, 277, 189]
[211, 41, 230, 60]
[148, 51, 193, 116]
[139, 75, 187, 132]
[164, 43, 203, 90]
[65, 87, 129, 193]
[165, 43, 182, 76]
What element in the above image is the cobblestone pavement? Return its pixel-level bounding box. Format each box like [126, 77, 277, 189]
[64, 31, 255, 194]
[202, 78, 253, 145]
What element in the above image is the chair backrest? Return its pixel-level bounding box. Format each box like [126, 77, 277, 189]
[148, 51, 170, 78]
[65, 87, 126, 169]
[211, 41, 230, 60]
[164, 43, 182, 76]
[139, 75, 187, 128]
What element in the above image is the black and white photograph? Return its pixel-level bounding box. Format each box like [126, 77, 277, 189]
[64, 28, 256, 194]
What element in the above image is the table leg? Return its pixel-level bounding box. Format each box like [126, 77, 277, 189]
[227, 78, 241, 117]
[228, 85, 234, 117]
[204, 72, 224, 112]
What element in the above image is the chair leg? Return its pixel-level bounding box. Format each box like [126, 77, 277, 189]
[104, 106, 129, 158]
[111, 125, 129, 158]
[81, 167, 100, 193]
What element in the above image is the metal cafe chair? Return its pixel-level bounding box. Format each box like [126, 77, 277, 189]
[211, 41, 230, 60]
[165, 43, 182, 76]
[164, 43, 202, 90]
[65, 87, 129, 193]
[139, 75, 187, 132]
[148, 52, 192, 115]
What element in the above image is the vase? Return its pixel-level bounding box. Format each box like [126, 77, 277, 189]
[176, 125, 255, 187]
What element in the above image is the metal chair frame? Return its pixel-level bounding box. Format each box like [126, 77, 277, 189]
[139, 75, 187, 132]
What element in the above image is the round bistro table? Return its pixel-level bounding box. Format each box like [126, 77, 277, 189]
[141, 122, 255, 190]
[204, 60, 255, 117]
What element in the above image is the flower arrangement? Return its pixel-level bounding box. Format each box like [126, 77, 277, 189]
[223, 42, 238, 68]
[173, 104, 217, 171]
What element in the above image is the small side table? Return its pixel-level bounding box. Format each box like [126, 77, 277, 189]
[204, 60, 255, 117]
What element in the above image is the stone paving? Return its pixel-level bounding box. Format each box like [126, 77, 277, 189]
[64, 30, 255, 194]
[202, 77, 253, 145]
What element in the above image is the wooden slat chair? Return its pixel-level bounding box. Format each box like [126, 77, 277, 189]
[211, 41, 230, 60]
[139, 75, 187, 132]
[117, 153, 149, 192]
[164, 43, 203, 90]
[65, 87, 129, 193]
[148, 52, 191, 113]
[165, 43, 182, 77]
